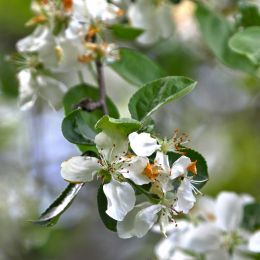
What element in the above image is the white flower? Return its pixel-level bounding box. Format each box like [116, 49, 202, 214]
[128, 0, 174, 45]
[128, 132, 160, 156]
[61, 130, 151, 221]
[178, 192, 256, 257]
[158, 155, 200, 213]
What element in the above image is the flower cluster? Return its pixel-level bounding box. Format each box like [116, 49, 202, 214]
[15, 0, 174, 110]
[155, 191, 260, 259]
[16, 0, 124, 110]
[61, 128, 206, 238]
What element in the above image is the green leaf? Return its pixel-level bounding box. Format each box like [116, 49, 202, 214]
[128, 76, 196, 121]
[95, 115, 141, 136]
[109, 48, 166, 86]
[33, 183, 84, 227]
[242, 202, 260, 232]
[97, 185, 117, 232]
[196, 4, 258, 75]
[168, 148, 208, 190]
[239, 3, 260, 28]
[62, 110, 97, 145]
[63, 84, 119, 151]
[229, 26, 260, 65]
[109, 24, 144, 40]
[63, 84, 119, 117]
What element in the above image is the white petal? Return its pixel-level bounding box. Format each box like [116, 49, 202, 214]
[61, 156, 100, 183]
[155, 151, 170, 173]
[155, 151, 172, 192]
[103, 180, 135, 221]
[17, 70, 37, 110]
[170, 156, 191, 179]
[117, 203, 161, 238]
[215, 192, 243, 231]
[155, 220, 193, 259]
[175, 179, 196, 214]
[191, 196, 216, 222]
[181, 223, 222, 253]
[129, 132, 160, 157]
[248, 231, 260, 253]
[95, 130, 128, 161]
[37, 75, 67, 110]
[119, 156, 150, 185]
[16, 26, 50, 53]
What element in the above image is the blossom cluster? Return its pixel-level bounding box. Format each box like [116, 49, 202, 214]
[61, 129, 206, 238]
[15, 0, 174, 110]
[155, 191, 260, 259]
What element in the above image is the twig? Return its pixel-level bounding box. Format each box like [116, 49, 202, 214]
[95, 58, 108, 114]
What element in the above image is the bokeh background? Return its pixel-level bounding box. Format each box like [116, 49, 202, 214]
[0, 1, 259, 259]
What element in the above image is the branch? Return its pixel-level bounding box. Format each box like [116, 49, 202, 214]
[95, 58, 108, 115]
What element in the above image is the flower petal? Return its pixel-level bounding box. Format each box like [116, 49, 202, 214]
[119, 156, 150, 185]
[129, 132, 160, 157]
[61, 156, 100, 183]
[215, 192, 243, 231]
[120, 156, 150, 185]
[117, 203, 161, 238]
[248, 231, 260, 253]
[17, 70, 37, 110]
[95, 130, 128, 161]
[103, 180, 135, 221]
[154, 151, 172, 192]
[37, 75, 67, 110]
[191, 196, 216, 222]
[170, 156, 191, 179]
[175, 179, 196, 214]
[155, 221, 193, 259]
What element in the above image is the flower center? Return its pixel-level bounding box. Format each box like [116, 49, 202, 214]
[187, 161, 197, 175]
[143, 163, 159, 181]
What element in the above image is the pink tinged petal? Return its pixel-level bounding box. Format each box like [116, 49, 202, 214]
[215, 192, 243, 232]
[170, 156, 191, 179]
[103, 180, 135, 221]
[249, 231, 260, 253]
[129, 132, 160, 157]
[117, 203, 162, 238]
[181, 223, 222, 253]
[175, 179, 196, 214]
[61, 156, 100, 183]
[119, 156, 150, 185]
